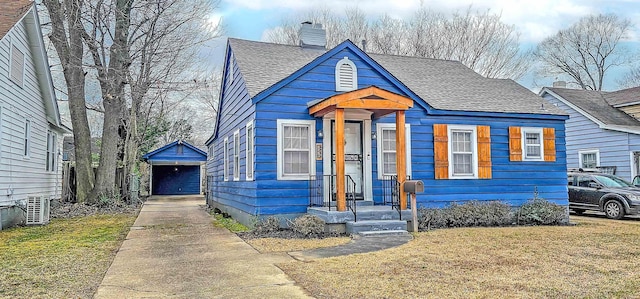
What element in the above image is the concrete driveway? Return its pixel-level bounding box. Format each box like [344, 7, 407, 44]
[94, 195, 311, 298]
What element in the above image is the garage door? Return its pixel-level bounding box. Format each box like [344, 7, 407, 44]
[152, 165, 200, 195]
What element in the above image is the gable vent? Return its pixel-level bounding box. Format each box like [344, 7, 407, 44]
[335, 57, 357, 92]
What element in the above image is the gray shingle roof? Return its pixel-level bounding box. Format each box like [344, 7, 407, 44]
[0, 0, 32, 40]
[548, 87, 640, 127]
[603, 86, 640, 106]
[229, 38, 567, 116]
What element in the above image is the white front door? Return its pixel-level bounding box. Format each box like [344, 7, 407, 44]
[322, 112, 373, 203]
[333, 121, 364, 198]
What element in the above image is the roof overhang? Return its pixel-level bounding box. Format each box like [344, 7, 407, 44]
[308, 86, 413, 119]
[540, 87, 640, 135]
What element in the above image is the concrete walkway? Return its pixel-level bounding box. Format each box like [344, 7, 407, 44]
[289, 234, 413, 261]
[94, 196, 311, 299]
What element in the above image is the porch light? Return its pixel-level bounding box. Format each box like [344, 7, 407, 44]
[371, 131, 377, 140]
[317, 130, 324, 138]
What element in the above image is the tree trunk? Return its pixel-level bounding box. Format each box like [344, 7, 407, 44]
[42, 0, 94, 203]
[90, 0, 133, 199]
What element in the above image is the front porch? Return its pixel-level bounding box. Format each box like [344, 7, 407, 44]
[308, 202, 415, 234]
[307, 86, 414, 214]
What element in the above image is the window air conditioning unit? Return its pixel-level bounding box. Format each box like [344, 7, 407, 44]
[26, 196, 50, 225]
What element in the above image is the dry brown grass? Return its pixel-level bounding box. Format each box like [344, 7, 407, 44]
[247, 236, 351, 253]
[278, 216, 640, 299]
[0, 214, 136, 298]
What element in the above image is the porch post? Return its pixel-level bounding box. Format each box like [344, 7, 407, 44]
[335, 108, 346, 211]
[396, 111, 407, 210]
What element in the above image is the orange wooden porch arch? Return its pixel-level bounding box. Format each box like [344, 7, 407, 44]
[308, 86, 414, 212]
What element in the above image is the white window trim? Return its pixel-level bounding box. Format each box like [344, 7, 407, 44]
[207, 144, 214, 160]
[521, 127, 544, 161]
[24, 119, 30, 158]
[223, 137, 229, 181]
[335, 57, 358, 92]
[276, 119, 315, 180]
[376, 123, 412, 179]
[233, 130, 240, 181]
[447, 125, 478, 179]
[246, 121, 255, 181]
[579, 149, 600, 170]
[9, 42, 25, 87]
[46, 130, 56, 172]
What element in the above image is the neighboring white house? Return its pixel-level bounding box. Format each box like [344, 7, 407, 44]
[0, 0, 68, 229]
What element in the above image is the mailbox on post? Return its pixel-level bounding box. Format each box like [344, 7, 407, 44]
[403, 180, 424, 194]
[403, 180, 424, 233]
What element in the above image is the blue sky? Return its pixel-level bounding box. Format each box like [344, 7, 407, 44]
[210, 0, 640, 91]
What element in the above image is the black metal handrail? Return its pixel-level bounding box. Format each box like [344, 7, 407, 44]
[308, 175, 341, 210]
[345, 174, 357, 222]
[382, 175, 410, 220]
[309, 174, 358, 221]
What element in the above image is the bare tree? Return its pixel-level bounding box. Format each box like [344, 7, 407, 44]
[81, 0, 133, 199]
[618, 67, 640, 89]
[122, 0, 219, 199]
[535, 13, 633, 91]
[368, 14, 409, 55]
[41, 0, 95, 203]
[264, 6, 531, 80]
[41, 0, 219, 202]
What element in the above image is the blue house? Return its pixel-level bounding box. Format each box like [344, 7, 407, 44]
[143, 140, 207, 195]
[541, 86, 640, 181]
[206, 24, 569, 230]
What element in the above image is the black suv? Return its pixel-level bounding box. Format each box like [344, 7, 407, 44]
[568, 172, 640, 219]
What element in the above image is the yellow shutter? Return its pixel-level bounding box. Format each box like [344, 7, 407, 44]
[509, 126, 522, 161]
[477, 125, 492, 179]
[543, 127, 556, 162]
[433, 124, 448, 179]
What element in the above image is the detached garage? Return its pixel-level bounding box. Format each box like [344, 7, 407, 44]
[142, 140, 207, 195]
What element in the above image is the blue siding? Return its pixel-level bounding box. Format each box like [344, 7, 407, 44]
[207, 45, 258, 214]
[543, 92, 640, 181]
[144, 142, 206, 163]
[369, 110, 568, 208]
[207, 43, 569, 223]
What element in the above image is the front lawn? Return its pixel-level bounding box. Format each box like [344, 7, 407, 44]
[0, 214, 136, 298]
[278, 216, 640, 298]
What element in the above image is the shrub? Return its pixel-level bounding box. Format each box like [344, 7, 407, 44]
[516, 198, 568, 225]
[418, 201, 513, 230]
[288, 215, 325, 238]
[252, 216, 281, 234]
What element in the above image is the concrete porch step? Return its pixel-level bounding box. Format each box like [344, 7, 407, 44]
[308, 205, 413, 223]
[346, 220, 408, 234]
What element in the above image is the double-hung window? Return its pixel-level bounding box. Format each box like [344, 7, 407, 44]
[522, 127, 544, 161]
[24, 119, 30, 157]
[207, 144, 214, 160]
[449, 126, 478, 178]
[223, 137, 229, 181]
[448, 125, 478, 178]
[246, 121, 254, 181]
[233, 130, 240, 181]
[376, 123, 411, 179]
[277, 119, 315, 180]
[435, 124, 491, 180]
[46, 131, 56, 171]
[579, 150, 599, 169]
